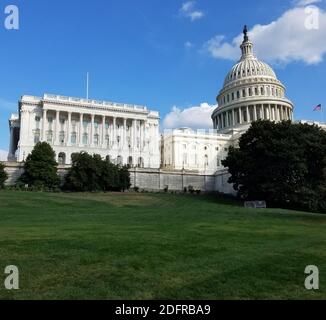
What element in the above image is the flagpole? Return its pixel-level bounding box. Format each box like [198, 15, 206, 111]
[86, 72, 89, 100]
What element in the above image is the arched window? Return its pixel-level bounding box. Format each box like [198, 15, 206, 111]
[128, 156, 133, 167]
[138, 157, 144, 168]
[117, 156, 123, 166]
[58, 152, 66, 165]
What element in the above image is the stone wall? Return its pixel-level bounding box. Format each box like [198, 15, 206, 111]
[130, 168, 235, 194]
[2, 162, 235, 195]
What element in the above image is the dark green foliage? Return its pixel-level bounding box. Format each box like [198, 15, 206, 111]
[19, 142, 60, 189]
[0, 162, 8, 189]
[223, 120, 326, 213]
[64, 152, 131, 192]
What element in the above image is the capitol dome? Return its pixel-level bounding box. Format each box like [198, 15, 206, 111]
[212, 26, 294, 133]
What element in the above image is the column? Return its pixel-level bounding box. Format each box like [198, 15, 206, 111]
[254, 105, 257, 121]
[90, 114, 95, 146]
[67, 112, 72, 146]
[102, 116, 106, 148]
[246, 106, 249, 122]
[239, 107, 242, 124]
[113, 117, 117, 148]
[232, 109, 235, 126]
[55, 111, 60, 145]
[123, 118, 127, 148]
[9, 126, 14, 159]
[42, 109, 47, 142]
[79, 113, 83, 146]
[269, 105, 272, 121]
[132, 119, 137, 149]
[278, 106, 282, 121]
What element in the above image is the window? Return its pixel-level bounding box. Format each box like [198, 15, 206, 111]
[255, 88, 258, 95]
[59, 131, 65, 145]
[94, 134, 99, 146]
[183, 153, 188, 165]
[83, 133, 88, 145]
[35, 116, 41, 129]
[261, 87, 264, 95]
[237, 91, 240, 99]
[217, 158, 221, 167]
[34, 131, 40, 144]
[249, 88, 253, 96]
[117, 156, 123, 166]
[58, 153, 66, 165]
[242, 89, 246, 97]
[105, 135, 110, 147]
[232, 92, 235, 100]
[47, 131, 53, 143]
[71, 132, 77, 145]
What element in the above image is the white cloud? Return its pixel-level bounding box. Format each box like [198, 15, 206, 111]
[184, 41, 194, 49]
[0, 149, 8, 162]
[203, 5, 326, 65]
[180, 1, 204, 21]
[163, 103, 216, 129]
[294, 0, 322, 6]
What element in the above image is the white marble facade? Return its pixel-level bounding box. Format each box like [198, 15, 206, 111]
[161, 128, 235, 174]
[9, 94, 160, 168]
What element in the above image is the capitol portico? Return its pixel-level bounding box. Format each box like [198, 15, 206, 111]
[9, 94, 161, 168]
[212, 26, 294, 134]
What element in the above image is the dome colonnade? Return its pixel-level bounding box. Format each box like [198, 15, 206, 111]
[212, 26, 294, 132]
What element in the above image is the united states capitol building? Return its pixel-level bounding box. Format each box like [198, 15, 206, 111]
[6, 28, 319, 191]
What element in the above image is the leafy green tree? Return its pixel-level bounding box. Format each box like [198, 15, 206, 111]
[64, 152, 131, 192]
[19, 142, 60, 189]
[0, 162, 8, 189]
[119, 165, 131, 192]
[223, 120, 326, 213]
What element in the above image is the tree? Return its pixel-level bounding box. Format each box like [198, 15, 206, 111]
[19, 142, 60, 189]
[64, 152, 131, 192]
[222, 120, 326, 213]
[119, 165, 131, 192]
[0, 162, 8, 189]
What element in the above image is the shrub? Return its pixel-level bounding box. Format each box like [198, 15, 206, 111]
[64, 152, 131, 192]
[0, 162, 8, 189]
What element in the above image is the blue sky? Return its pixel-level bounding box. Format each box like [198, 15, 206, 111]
[1, 0, 326, 153]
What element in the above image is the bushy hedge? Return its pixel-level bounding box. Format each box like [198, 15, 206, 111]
[0, 162, 8, 189]
[64, 152, 131, 192]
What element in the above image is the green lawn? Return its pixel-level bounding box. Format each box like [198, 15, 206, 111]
[0, 190, 325, 300]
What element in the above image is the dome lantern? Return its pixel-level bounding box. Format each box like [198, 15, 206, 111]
[240, 25, 254, 60]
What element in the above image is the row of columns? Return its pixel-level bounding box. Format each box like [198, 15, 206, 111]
[41, 109, 150, 150]
[214, 104, 292, 130]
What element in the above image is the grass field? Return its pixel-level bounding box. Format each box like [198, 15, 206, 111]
[0, 190, 325, 300]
